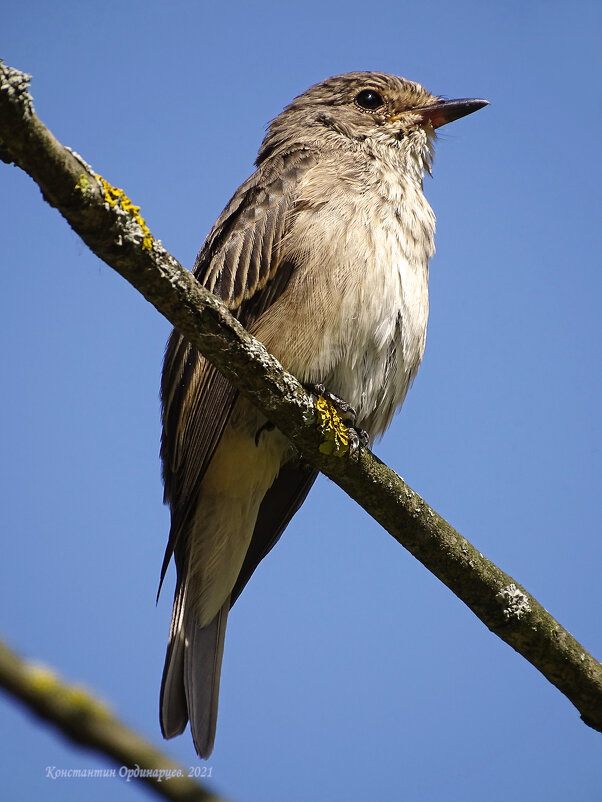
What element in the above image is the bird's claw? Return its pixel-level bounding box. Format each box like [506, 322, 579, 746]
[348, 425, 370, 452]
[310, 383, 357, 423]
[307, 383, 370, 455]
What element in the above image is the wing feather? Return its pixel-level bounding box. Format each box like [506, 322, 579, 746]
[159, 147, 319, 592]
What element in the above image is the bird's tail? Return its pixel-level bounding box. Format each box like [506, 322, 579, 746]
[160, 582, 229, 759]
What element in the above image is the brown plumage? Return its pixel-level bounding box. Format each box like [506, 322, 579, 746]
[159, 72, 488, 757]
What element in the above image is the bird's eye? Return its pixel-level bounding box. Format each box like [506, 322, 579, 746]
[354, 89, 385, 111]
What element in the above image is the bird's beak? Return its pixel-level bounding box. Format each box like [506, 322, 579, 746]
[412, 98, 490, 129]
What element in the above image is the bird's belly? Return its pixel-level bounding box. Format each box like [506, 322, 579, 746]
[324, 257, 428, 436]
[256, 221, 429, 437]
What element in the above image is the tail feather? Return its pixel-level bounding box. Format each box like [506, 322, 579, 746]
[185, 601, 229, 759]
[160, 582, 188, 738]
[160, 583, 229, 759]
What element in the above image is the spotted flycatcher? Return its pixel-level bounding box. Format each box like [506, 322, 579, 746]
[159, 72, 488, 757]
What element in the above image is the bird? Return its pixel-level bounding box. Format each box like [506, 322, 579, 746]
[158, 71, 488, 757]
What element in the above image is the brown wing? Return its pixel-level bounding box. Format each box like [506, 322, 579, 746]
[230, 461, 317, 606]
[159, 147, 320, 593]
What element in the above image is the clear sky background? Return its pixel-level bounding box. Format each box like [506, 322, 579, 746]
[1, 2, 600, 800]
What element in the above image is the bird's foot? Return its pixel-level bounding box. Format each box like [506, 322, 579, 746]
[307, 383, 369, 456]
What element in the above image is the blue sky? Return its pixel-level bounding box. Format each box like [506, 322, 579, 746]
[1, 1, 601, 800]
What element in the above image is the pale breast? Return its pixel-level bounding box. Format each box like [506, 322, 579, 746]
[254, 148, 435, 437]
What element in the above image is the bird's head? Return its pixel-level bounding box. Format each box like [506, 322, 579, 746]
[257, 72, 488, 174]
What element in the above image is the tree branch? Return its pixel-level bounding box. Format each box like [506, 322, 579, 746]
[1, 60, 601, 738]
[0, 638, 227, 801]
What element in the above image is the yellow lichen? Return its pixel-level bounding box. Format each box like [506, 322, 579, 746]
[95, 174, 153, 251]
[75, 172, 153, 251]
[27, 664, 60, 692]
[314, 395, 350, 457]
[74, 173, 92, 194]
[27, 664, 111, 717]
[63, 686, 112, 718]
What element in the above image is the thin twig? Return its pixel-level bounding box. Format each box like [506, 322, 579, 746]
[0, 639, 228, 801]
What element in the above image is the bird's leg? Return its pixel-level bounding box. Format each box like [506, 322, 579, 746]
[254, 420, 275, 446]
[306, 383, 370, 456]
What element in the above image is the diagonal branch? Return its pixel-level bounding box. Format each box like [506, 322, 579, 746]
[0, 638, 227, 801]
[1, 60, 601, 740]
